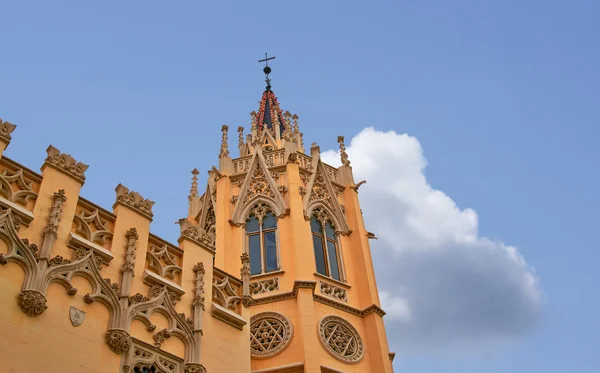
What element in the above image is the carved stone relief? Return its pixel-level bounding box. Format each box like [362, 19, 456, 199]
[0, 167, 38, 208]
[250, 278, 279, 296]
[146, 243, 182, 281]
[250, 312, 293, 359]
[122, 340, 184, 373]
[0, 118, 17, 144]
[318, 315, 364, 363]
[72, 206, 113, 247]
[115, 184, 155, 219]
[212, 272, 241, 312]
[44, 145, 89, 183]
[320, 281, 348, 302]
[69, 306, 86, 326]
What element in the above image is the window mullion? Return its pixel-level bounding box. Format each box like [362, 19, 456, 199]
[322, 228, 331, 276]
[259, 223, 265, 274]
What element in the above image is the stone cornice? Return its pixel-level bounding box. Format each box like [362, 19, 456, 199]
[43, 145, 89, 184]
[250, 280, 385, 318]
[113, 183, 154, 220]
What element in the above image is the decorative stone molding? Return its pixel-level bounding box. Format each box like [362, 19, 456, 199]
[320, 281, 348, 302]
[212, 271, 242, 312]
[44, 145, 89, 183]
[18, 290, 48, 317]
[193, 262, 206, 311]
[39, 189, 67, 259]
[230, 150, 288, 225]
[146, 242, 182, 281]
[147, 282, 183, 306]
[250, 311, 293, 359]
[114, 184, 155, 219]
[0, 167, 38, 208]
[72, 206, 113, 247]
[153, 328, 171, 347]
[211, 268, 246, 329]
[303, 160, 351, 235]
[250, 278, 279, 295]
[0, 118, 17, 145]
[240, 253, 251, 302]
[43, 189, 66, 239]
[120, 227, 138, 297]
[105, 329, 132, 355]
[184, 363, 207, 373]
[129, 293, 150, 304]
[179, 225, 215, 253]
[318, 315, 364, 363]
[0, 208, 202, 364]
[122, 340, 184, 373]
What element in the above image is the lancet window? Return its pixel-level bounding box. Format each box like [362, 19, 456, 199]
[311, 209, 343, 281]
[246, 203, 279, 276]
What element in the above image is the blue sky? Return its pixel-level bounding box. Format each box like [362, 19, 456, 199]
[1, 1, 599, 372]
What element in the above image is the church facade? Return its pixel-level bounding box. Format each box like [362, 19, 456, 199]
[0, 81, 395, 372]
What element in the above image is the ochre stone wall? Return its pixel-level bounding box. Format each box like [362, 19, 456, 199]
[0, 102, 395, 373]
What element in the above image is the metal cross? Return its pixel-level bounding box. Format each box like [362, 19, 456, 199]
[258, 53, 276, 67]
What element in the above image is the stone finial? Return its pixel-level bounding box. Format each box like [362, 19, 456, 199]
[337, 136, 351, 166]
[310, 142, 321, 155]
[292, 114, 299, 132]
[283, 111, 292, 129]
[189, 168, 199, 200]
[114, 184, 155, 219]
[44, 145, 89, 184]
[219, 125, 230, 158]
[237, 126, 244, 147]
[0, 118, 17, 145]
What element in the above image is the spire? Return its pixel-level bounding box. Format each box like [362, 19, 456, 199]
[337, 136, 351, 166]
[256, 53, 285, 134]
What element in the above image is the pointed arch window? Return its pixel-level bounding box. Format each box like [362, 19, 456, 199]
[246, 204, 279, 276]
[311, 209, 342, 281]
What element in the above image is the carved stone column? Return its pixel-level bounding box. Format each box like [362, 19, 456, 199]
[192, 262, 205, 330]
[120, 228, 138, 298]
[39, 189, 67, 260]
[240, 253, 251, 303]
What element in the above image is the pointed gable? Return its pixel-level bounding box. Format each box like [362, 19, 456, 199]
[304, 159, 350, 234]
[231, 150, 287, 225]
[197, 184, 216, 235]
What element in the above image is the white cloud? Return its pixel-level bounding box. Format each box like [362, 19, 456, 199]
[322, 128, 542, 354]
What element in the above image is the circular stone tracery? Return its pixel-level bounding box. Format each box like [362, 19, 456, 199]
[250, 312, 293, 358]
[318, 315, 364, 363]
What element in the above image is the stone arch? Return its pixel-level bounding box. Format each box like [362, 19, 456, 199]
[303, 160, 350, 235]
[306, 202, 349, 235]
[44, 250, 122, 329]
[127, 288, 197, 363]
[0, 209, 39, 290]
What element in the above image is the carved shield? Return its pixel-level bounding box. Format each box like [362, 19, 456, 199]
[69, 306, 85, 327]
